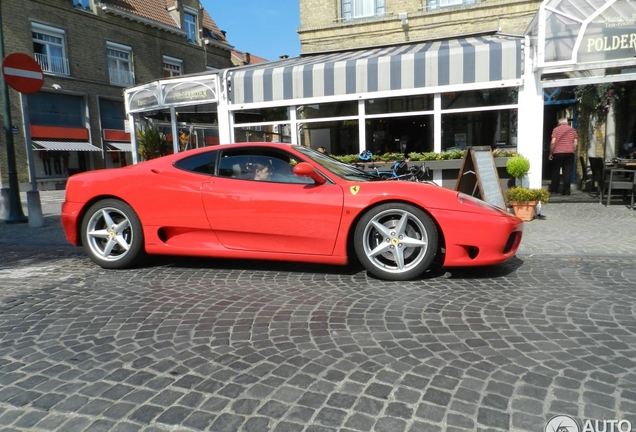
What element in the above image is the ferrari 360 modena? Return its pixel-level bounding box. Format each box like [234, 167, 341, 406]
[61, 143, 523, 281]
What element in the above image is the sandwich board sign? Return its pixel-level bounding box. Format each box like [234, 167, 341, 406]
[455, 146, 506, 209]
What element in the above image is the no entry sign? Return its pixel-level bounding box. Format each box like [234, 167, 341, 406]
[2, 53, 44, 94]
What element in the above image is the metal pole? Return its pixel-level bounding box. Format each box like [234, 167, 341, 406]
[0, 0, 27, 223]
[20, 93, 43, 227]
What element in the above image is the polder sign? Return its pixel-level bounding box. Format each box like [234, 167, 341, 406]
[578, 1, 636, 63]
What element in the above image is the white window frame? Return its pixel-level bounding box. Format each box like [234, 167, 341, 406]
[426, 0, 476, 11]
[342, 0, 385, 21]
[32, 23, 70, 75]
[107, 42, 134, 87]
[162, 56, 183, 77]
[184, 7, 198, 43]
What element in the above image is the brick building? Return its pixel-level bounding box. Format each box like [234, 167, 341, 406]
[0, 0, 232, 191]
[298, 0, 542, 53]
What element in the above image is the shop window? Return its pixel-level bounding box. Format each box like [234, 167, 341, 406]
[163, 56, 183, 77]
[442, 88, 517, 110]
[342, 0, 385, 21]
[32, 23, 70, 75]
[297, 101, 357, 120]
[107, 42, 134, 86]
[299, 121, 360, 156]
[184, 9, 198, 42]
[234, 124, 292, 143]
[426, 0, 476, 11]
[235, 107, 290, 124]
[365, 95, 434, 115]
[99, 98, 126, 130]
[28, 92, 85, 128]
[366, 116, 433, 155]
[441, 109, 517, 150]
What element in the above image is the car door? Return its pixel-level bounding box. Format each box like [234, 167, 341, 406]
[201, 147, 344, 255]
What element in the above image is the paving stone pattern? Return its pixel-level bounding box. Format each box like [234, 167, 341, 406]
[0, 190, 635, 431]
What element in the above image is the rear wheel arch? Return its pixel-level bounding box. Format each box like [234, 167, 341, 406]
[79, 197, 146, 269]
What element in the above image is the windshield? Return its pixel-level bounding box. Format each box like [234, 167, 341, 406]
[294, 146, 379, 181]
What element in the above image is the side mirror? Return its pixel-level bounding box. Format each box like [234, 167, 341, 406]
[293, 162, 326, 185]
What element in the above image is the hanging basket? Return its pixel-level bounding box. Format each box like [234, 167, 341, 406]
[509, 200, 538, 222]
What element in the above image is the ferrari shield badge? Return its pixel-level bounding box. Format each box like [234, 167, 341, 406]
[350, 186, 360, 195]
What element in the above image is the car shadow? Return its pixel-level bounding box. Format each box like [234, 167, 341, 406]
[438, 256, 524, 279]
[146, 255, 364, 277]
[143, 255, 524, 280]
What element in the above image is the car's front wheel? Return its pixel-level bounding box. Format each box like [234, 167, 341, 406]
[354, 203, 438, 280]
[81, 199, 145, 269]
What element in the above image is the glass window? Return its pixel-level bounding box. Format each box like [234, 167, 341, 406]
[234, 124, 292, 143]
[217, 147, 310, 183]
[299, 120, 360, 156]
[99, 99, 126, 130]
[441, 109, 517, 150]
[107, 44, 134, 86]
[174, 150, 218, 175]
[73, 0, 91, 9]
[163, 57, 182, 77]
[365, 116, 433, 156]
[32, 24, 69, 75]
[184, 11, 197, 42]
[27, 92, 85, 128]
[442, 89, 517, 110]
[426, 0, 476, 11]
[234, 107, 290, 123]
[297, 101, 357, 120]
[342, 0, 385, 21]
[365, 95, 434, 115]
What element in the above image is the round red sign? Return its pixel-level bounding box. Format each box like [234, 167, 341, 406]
[2, 53, 44, 94]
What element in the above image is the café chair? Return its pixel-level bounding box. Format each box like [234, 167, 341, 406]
[632, 174, 636, 210]
[599, 168, 635, 207]
[588, 157, 605, 194]
[579, 156, 590, 192]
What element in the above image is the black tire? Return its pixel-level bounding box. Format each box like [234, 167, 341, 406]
[80, 199, 145, 269]
[354, 203, 438, 280]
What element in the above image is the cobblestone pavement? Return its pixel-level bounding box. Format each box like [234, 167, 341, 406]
[0, 190, 635, 432]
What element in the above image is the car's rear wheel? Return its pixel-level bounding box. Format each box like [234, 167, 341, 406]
[81, 199, 145, 269]
[354, 203, 438, 280]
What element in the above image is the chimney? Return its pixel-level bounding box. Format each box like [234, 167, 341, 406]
[245, 52, 251, 65]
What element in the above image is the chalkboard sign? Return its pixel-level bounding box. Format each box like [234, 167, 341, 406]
[455, 146, 506, 209]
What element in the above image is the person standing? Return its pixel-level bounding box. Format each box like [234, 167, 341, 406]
[549, 118, 578, 195]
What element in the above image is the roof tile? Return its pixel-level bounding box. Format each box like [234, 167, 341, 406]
[101, 0, 227, 43]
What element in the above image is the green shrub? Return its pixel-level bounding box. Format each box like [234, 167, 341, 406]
[506, 155, 531, 179]
[331, 149, 518, 164]
[506, 186, 549, 204]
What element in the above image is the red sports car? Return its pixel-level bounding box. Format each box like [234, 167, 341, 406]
[61, 143, 523, 281]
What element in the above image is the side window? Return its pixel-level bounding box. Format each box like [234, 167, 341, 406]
[218, 155, 251, 178]
[218, 148, 312, 184]
[174, 150, 217, 174]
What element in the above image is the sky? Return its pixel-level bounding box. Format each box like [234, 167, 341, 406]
[201, 0, 301, 62]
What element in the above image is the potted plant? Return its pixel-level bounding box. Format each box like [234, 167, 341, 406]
[137, 127, 169, 161]
[506, 154, 530, 186]
[506, 186, 549, 221]
[505, 155, 549, 221]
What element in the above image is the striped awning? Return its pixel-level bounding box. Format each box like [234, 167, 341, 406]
[106, 142, 132, 152]
[33, 140, 101, 152]
[228, 35, 522, 105]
